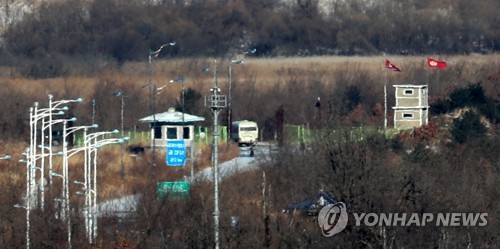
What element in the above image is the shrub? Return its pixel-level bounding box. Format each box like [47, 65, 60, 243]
[451, 110, 487, 144]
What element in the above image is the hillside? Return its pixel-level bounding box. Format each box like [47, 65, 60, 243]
[0, 53, 499, 247]
[0, 0, 497, 78]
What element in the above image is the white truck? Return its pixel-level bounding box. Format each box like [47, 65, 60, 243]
[230, 120, 258, 147]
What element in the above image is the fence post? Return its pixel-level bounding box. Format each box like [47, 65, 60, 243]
[297, 125, 300, 142]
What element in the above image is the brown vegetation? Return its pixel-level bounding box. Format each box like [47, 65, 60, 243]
[0, 55, 498, 247]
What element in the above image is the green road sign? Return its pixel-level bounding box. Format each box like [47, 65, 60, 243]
[157, 181, 190, 198]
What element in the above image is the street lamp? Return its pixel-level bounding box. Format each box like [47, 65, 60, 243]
[170, 75, 186, 123]
[148, 42, 176, 168]
[73, 180, 85, 187]
[44, 116, 78, 198]
[92, 99, 96, 125]
[18, 143, 58, 247]
[53, 117, 79, 249]
[17, 148, 31, 249]
[25, 147, 58, 211]
[14, 204, 30, 249]
[35, 110, 67, 210]
[30, 104, 67, 209]
[88, 137, 126, 244]
[51, 130, 121, 248]
[50, 172, 63, 178]
[62, 123, 99, 204]
[228, 59, 243, 143]
[113, 91, 126, 180]
[170, 75, 198, 181]
[47, 95, 83, 193]
[112, 92, 125, 137]
[227, 48, 256, 143]
[50, 172, 67, 221]
[83, 130, 121, 243]
[148, 41, 176, 64]
[39, 117, 74, 196]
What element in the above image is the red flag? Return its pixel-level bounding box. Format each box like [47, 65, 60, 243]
[427, 57, 447, 69]
[385, 59, 401, 72]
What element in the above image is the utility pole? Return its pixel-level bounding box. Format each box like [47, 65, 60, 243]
[148, 42, 175, 168]
[207, 59, 226, 249]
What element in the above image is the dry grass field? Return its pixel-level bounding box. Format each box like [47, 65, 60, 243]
[2, 54, 498, 97]
[1, 54, 499, 200]
[0, 54, 498, 247]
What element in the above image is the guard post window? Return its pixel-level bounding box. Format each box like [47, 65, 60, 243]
[404, 89, 414, 95]
[167, 127, 178, 139]
[154, 126, 162, 139]
[183, 127, 190, 139]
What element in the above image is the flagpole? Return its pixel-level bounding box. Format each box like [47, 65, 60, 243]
[426, 57, 430, 95]
[384, 57, 403, 130]
[437, 56, 442, 95]
[383, 55, 387, 130]
[384, 70, 388, 130]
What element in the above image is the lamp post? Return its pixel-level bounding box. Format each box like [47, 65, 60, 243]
[207, 59, 226, 249]
[73, 179, 94, 244]
[19, 149, 53, 248]
[66, 134, 122, 245]
[92, 99, 96, 125]
[39, 116, 72, 208]
[39, 97, 81, 246]
[84, 130, 121, 243]
[148, 42, 175, 168]
[227, 48, 255, 143]
[44, 117, 78, 249]
[170, 75, 198, 181]
[29, 103, 62, 209]
[27, 105, 47, 212]
[16, 148, 31, 249]
[49, 171, 65, 217]
[61, 118, 78, 249]
[14, 204, 30, 249]
[170, 75, 186, 122]
[48, 95, 83, 191]
[228, 59, 243, 143]
[35, 109, 66, 210]
[90, 137, 126, 243]
[113, 91, 126, 180]
[19, 150, 55, 248]
[112, 92, 125, 137]
[51, 127, 118, 248]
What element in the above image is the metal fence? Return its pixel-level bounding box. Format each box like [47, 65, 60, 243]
[74, 125, 400, 147]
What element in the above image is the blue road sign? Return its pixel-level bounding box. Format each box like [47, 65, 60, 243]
[166, 139, 186, 166]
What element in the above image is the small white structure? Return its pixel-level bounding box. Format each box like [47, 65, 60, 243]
[392, 85, 429, 129]
[139, 107, 205, 147]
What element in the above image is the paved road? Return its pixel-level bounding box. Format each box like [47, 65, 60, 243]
[193, 142, 271, 181]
